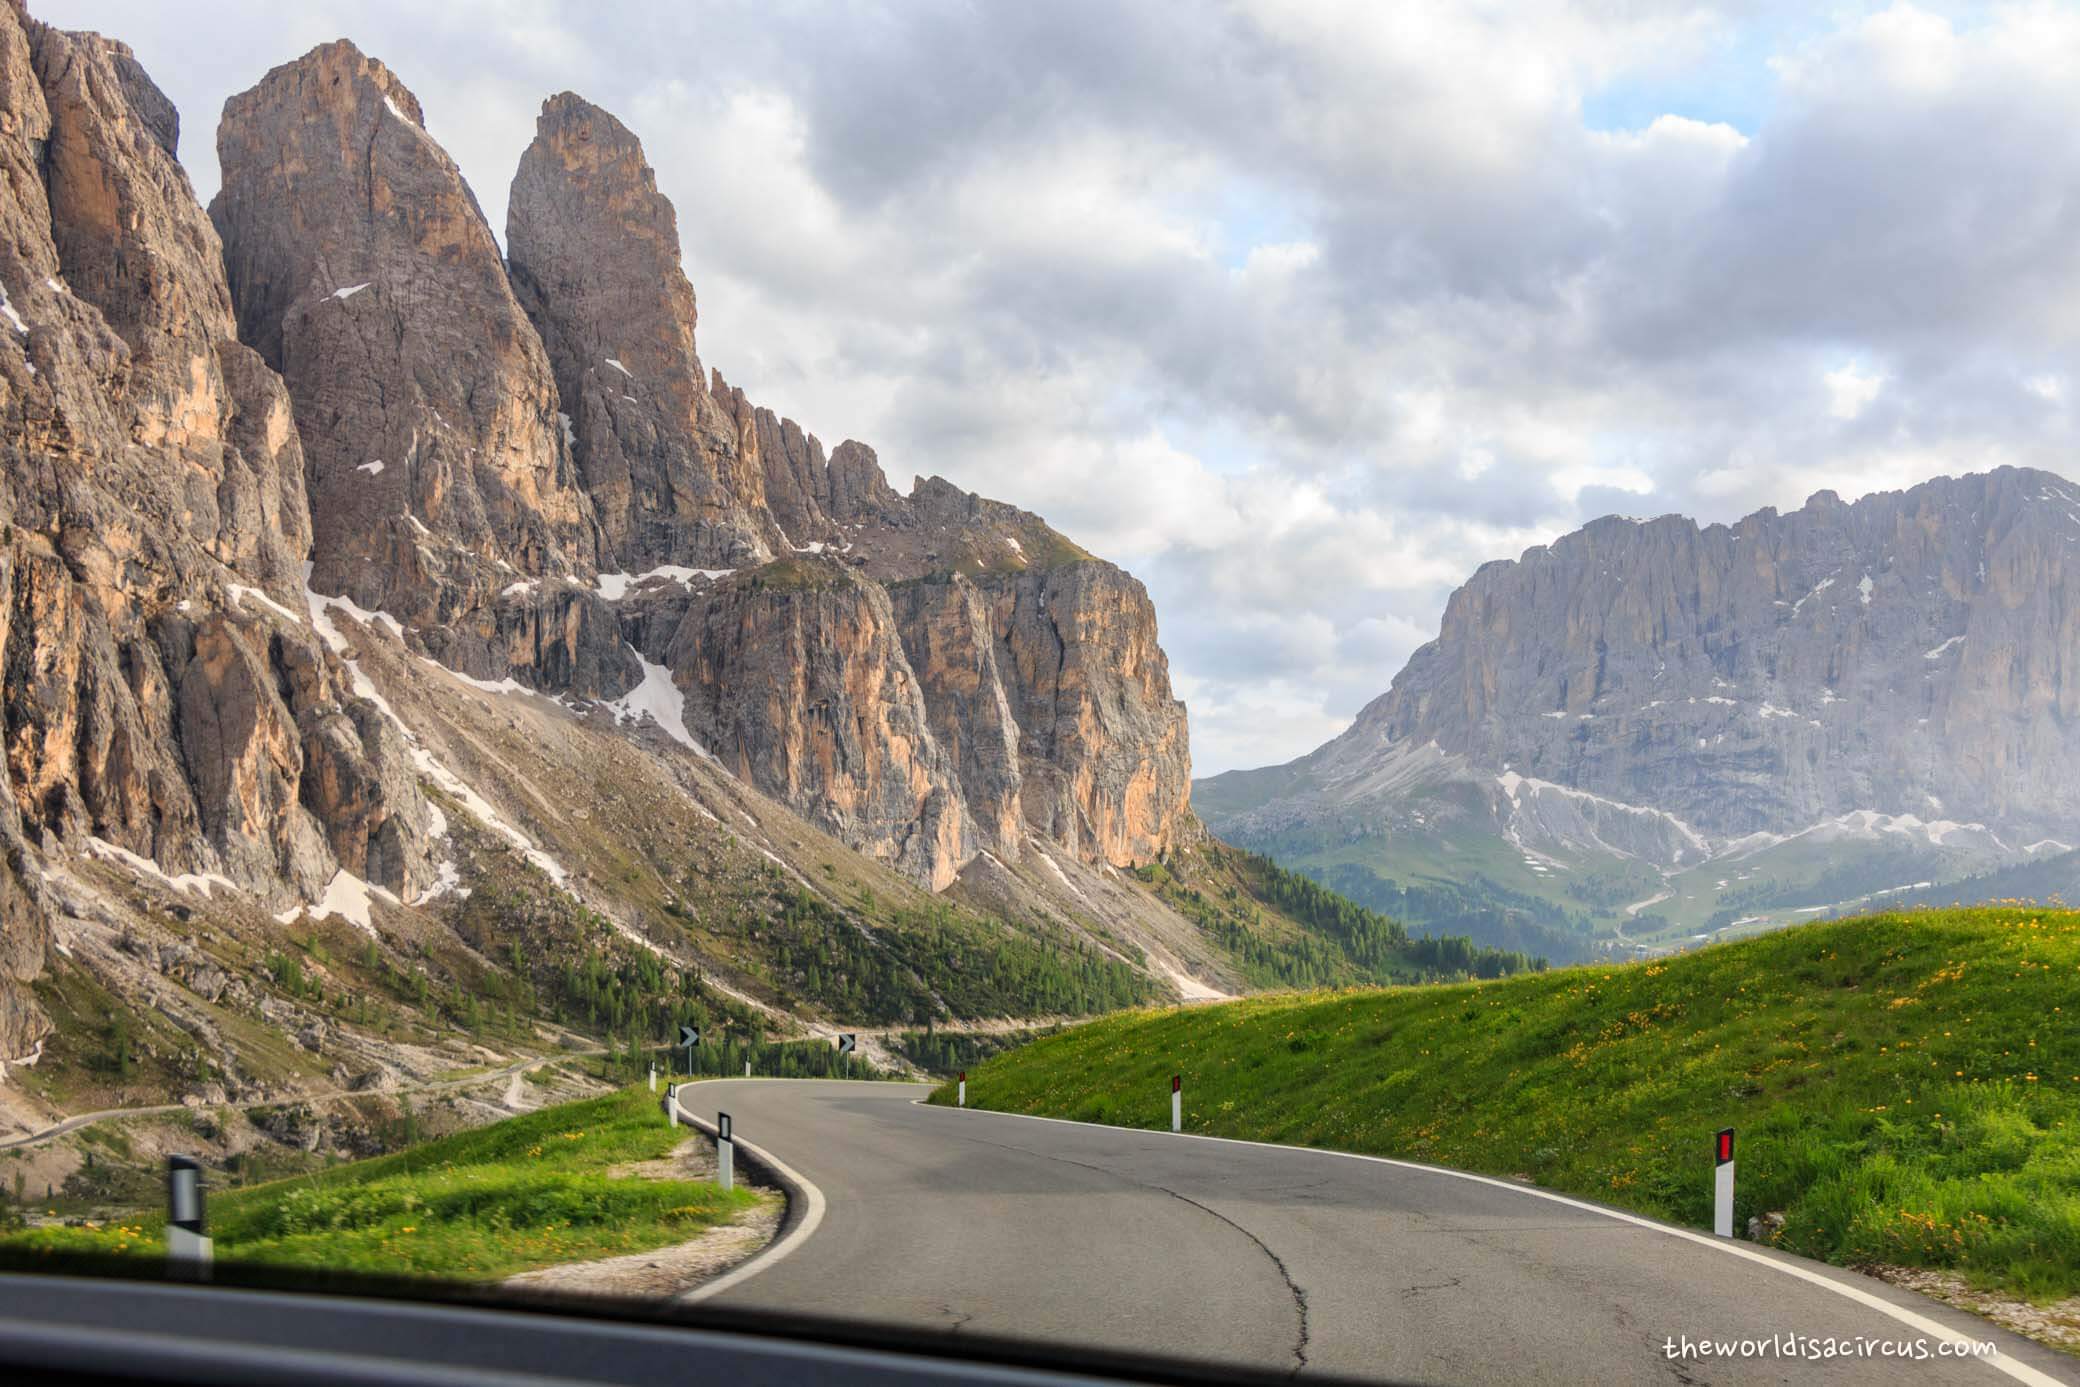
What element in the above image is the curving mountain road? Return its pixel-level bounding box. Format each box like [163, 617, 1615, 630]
[673, 1079, 2073, 1386]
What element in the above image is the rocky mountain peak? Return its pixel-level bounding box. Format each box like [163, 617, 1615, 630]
[0, 11, 438, 1063]
[507, 91, 776, 572]
[211, 43, 633, 696]
[825, 440, 905, 524]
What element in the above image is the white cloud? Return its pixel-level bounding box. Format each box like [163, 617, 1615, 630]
[1824, 362, 1885, 421]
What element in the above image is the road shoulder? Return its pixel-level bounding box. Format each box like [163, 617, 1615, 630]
[502, 1131, 784, 1299]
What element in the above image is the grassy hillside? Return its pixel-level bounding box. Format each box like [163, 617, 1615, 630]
[1198, 813, 1600, 962]
[933, 907, 2080, 1299]
[0, 1085, 757, 1281]
[1144, 836, 1548, 984]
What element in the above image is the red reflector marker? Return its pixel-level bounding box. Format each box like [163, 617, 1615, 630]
[1716, 1128, 1735, 1165]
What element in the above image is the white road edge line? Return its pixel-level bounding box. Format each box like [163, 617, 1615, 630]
[671, 1081, 828, 1305]
[913, 1097, 2066, 1387]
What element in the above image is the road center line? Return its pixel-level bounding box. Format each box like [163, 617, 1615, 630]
[950, 1127, 1312, 1371]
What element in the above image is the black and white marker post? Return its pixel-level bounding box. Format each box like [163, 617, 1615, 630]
[1171, 1074, 1182, 1133]
[165, 1155, 212, 1279]
[957, 1071, 967, 1108]
[715, 1111, 734, 1192]
[665, 1083, 678, 1127]
[1713, 1128, 1736, 1237]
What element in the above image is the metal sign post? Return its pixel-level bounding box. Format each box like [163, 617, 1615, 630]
[836, 1033, 856, 1076]
[1713, 1128, 1736, 1237]
[680, 1024, 701, 1078]
[166, 1156, 212, 1279]
[716, 1111, 734, 1192]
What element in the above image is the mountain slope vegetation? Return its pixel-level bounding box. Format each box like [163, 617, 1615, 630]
[1136, 837, 1546, 985]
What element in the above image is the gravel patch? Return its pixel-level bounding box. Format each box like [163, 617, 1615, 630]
[503, 1135, 783, 1300]
[1858, 1264, 2080, 1357]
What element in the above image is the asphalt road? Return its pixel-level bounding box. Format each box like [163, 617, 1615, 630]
[676, 1079, 2074, 1387]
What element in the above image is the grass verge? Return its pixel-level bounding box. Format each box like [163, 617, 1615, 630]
[0, 1085, 755, 1281]
[932, 907, 2080, 1300]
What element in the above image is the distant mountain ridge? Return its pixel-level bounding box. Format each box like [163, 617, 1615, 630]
[1199, 467, 2080, 953]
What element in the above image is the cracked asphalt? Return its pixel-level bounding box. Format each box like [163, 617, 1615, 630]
[680, 1080, 2071, 1385]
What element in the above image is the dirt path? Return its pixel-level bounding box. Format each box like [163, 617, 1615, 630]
[0, 1048, 605, 1153]
[4, 1011, 1071, 1153]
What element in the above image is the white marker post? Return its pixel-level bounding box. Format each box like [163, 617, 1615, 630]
[648, 1064, 656, 1093]
[957, 1070, 967, 1108]
[716, 1111, 734, 1193]
[1713, 1128, 1735, 1237]
[1171, 1074, 1182, 1133]
[744, 1060, 751, 1078]
[165, 1156, 212, 1280]
[666, 1084, 678, 1127]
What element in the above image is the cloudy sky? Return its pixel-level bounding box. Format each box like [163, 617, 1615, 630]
[42, 1, 2080, 774]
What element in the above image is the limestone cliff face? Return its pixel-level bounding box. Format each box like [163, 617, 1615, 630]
[506, 94, 776, 572]
[986, 562, 1192, 866]
[695, 384, 1193, 870]
[653, 563, 972, 889]
[68, 34, 1193, 902]
[888, 575, 1025, 859]
[493, 91, 1192, 877]
[0, 10, 433, 1061]
[210, 44, 630, 696]
[1351, 467, 2080, 838]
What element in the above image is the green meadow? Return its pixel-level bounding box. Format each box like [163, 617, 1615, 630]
[1, 1084, 755, 1281]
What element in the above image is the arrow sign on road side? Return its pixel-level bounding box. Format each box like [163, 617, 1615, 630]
[836, 1033, 857, 1055]
[680, 1025, 701, 1048]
